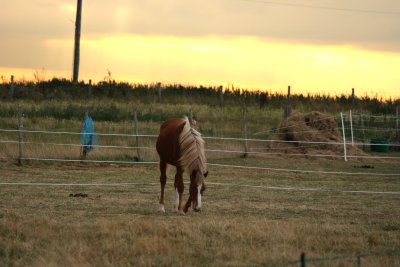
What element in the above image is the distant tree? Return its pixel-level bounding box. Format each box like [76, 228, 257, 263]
[73, 0, 83, 83]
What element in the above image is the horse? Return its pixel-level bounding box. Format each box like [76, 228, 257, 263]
[156, 117, 208, 215]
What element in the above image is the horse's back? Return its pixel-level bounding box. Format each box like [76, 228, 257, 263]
[156, 118, 186, 165]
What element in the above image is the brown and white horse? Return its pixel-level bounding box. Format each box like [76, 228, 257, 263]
[156, 117, 208, 215]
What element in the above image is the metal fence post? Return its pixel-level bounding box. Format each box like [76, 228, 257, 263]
[350, 109, 354, 146]
[134, 110, 141, 162]
[300, 252, 306, 267]
[360, 113, 366, 150]
[243, 106, 248, 158]
[360, 113, 365, 141]
[17, 110, 24, 166]
[356, 255, 361, 267]
[340, 112, 348, 161]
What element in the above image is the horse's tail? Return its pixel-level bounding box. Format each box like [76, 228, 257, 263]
[178, 117, 207, 173]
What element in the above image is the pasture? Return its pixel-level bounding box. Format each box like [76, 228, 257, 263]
[1, 97, 399, 266]
[1, 155, 399, 267]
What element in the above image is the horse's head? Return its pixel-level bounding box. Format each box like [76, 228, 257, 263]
[189, 169, 208, 212]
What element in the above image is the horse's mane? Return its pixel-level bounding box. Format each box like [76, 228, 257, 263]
[178, 117, 207, 174]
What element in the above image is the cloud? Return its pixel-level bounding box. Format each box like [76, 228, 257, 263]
[1, 0, 400, 99]
[1, 0, 399, 52]
[81, 0, 400, 52]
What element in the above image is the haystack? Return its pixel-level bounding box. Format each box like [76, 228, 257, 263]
[279, 111, 341, 144]
[275, 111, 364, 156]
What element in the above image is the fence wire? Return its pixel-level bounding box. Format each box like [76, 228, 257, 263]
[286, 248, 400, 267]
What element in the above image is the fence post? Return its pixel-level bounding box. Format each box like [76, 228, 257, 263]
[88, 79, 92, 98]
[189, 109, 193, 127]
[351, 88, 355, 105]
[9, 75, 15, 99]
[17, 110, 24, 166]
[350, 109, 354, 146]
[157, 82, 161, 103]
[243, 106, 248, 158]
[356, 255, 361, 267]
[300, 252, 306, 267]
[340, 112, 348, 161]
[218, 85, 224, 106]
[360, 113, 366, 150]
[284, 85, 292, 118]
[396, 107, 399, 145]
[134, 110, 141, 162]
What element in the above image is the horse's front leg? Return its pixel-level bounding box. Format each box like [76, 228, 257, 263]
[183, 195, 191, 213]
[159, 161, 167, 213]
[174, 166, 185, 215]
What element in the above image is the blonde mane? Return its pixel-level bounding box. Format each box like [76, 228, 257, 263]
[178, 117, 207, 174]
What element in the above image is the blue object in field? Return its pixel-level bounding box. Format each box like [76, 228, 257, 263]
[81, 115, 97, 154]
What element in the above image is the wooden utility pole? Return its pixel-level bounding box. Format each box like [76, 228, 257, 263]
[73, 0, 83, 83]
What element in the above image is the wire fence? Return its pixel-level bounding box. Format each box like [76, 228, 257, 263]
[1, 132, 400, 179]
[285, 248, 400, 267]
[2, 179, 400, 196]
[1, 109, 399, 175]
[1, 109, 400, 168]
[1, 129, 400, 161]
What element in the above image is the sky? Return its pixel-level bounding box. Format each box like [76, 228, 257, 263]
[1, 0, 400, 99]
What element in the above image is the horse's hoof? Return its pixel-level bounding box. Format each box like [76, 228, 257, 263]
[159, 204, 165, 213]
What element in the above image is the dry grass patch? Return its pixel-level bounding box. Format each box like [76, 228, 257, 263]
[1, 159, 399, 266]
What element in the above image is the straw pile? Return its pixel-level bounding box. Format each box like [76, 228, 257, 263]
[279, 111, 341, 143]
[275, 111, 364, 156]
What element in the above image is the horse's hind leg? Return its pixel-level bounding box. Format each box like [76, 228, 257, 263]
[174, 166, 185, 215]
[159, 161, 167, 213]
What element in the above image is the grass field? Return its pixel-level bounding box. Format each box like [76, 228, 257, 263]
[1, 98, 399, 266]
[1, 155, 399, 267]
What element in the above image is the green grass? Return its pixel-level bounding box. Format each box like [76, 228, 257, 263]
[1, 156, 399, 266]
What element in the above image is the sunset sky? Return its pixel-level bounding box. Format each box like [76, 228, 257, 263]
[1, 0, 400, 98]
